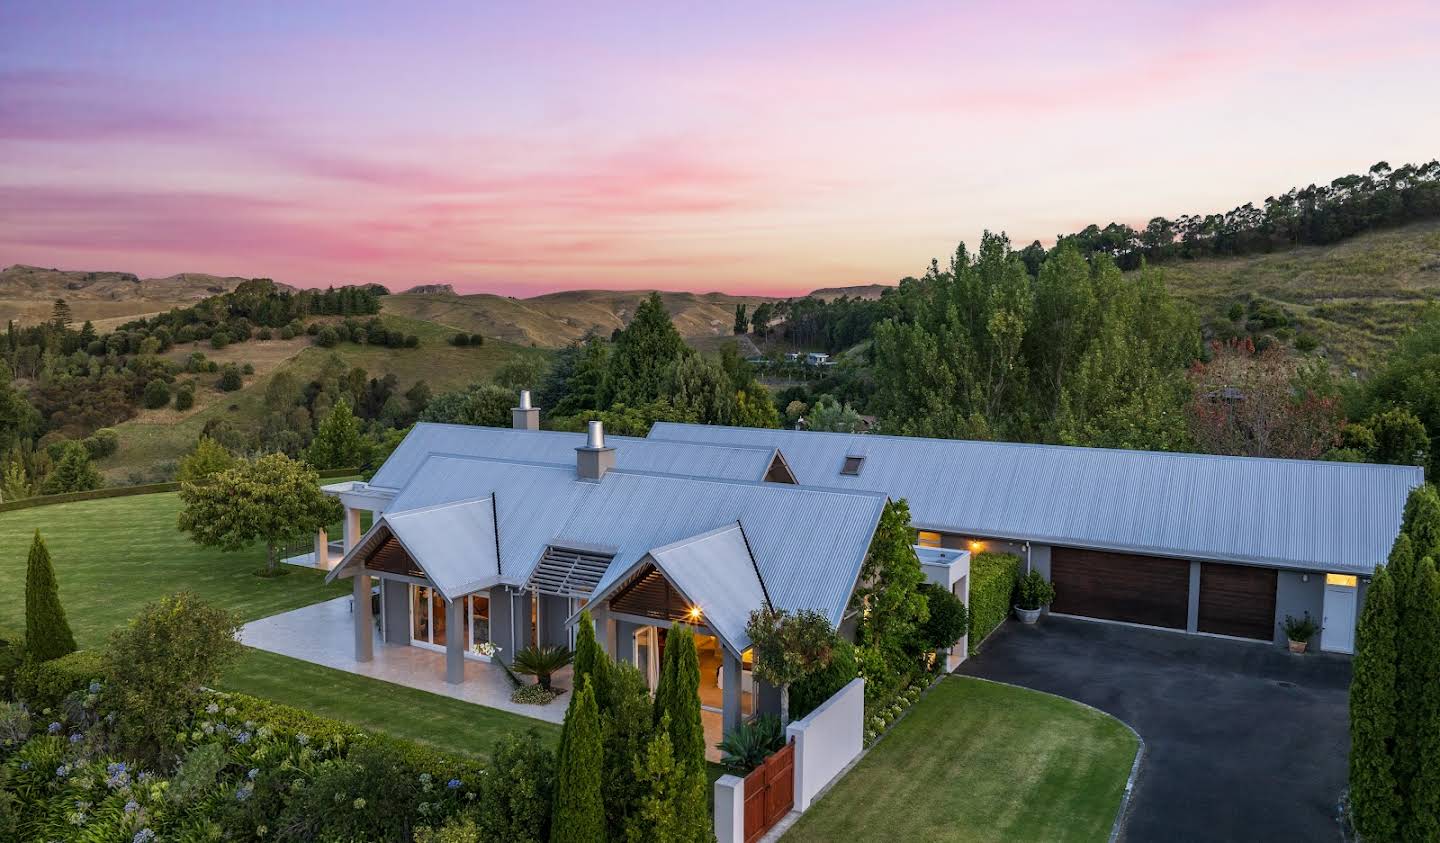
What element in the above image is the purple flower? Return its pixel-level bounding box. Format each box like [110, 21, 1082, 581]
[47, 721, 62, 734]
[56, 764, 71, 778]
[134, 830, 155, 843]
[88, 681, 102, 694]
[247, 767, 259, 780]
[446, 778, 461, 790]
[236, 783, 254, 802]
[69, 732, 84, 744]
[235, 730, 252, 744]
[124, 800, 139, 814]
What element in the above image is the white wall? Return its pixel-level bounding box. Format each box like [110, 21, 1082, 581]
[713, 774, 745, 843]
[786, 676, 865, 812]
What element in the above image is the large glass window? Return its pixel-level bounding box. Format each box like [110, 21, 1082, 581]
[469, 594, 490, 646]
[412, 585, 431, 642]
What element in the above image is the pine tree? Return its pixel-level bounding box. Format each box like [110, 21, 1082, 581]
[552, 676, 606, 843]
[176, 436, 237, 484]
[1401, 484, 1440, 561]
[1, 454, 29, 502]
[305, 399, 370, 469]
[25, 530, 77, 662]
[655, 623, 706, 768]
[40, 441, 101, 495]
[605, 292, 688, 406]
[1398, 556, 1440, 840]
[1349, 564, 1400, 840]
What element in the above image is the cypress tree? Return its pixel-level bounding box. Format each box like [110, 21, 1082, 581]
[573, 609, 613, 712]
[25, 530, 77, 662]
[604, 663, 656, 836]
[1398, 557, 1440, 841]
[657, 623, 706, 767]
[1349, 564, 1400, 840]
[1400, 484, 1440, 561]
[552, 676, 606, 843]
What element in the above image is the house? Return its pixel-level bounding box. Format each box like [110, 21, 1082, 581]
[805, 352, 830, 366]
[317, 395, 899, 739]
[647, 422, 1423, 653]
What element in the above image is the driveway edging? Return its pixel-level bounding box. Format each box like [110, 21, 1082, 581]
[962, 675, 1146, 843]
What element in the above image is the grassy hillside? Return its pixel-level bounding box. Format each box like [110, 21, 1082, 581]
[1159, 219, 1440, 371]
[0, 264, 262, 326]
[98, 312, 549, 482]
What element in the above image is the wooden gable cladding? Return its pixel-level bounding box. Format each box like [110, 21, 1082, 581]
[608, 562, 693, 622]
[362, 532, 427, 580]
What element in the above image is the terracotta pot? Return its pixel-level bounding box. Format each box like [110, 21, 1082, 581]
[1288, 638, 1308, 654]
[1015, 605, 1042, 624]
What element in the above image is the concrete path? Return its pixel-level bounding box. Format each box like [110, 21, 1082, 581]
[961, 616, 1352, 843]
[240, 596, 566, 724]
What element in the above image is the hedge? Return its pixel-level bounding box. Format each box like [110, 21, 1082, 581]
[790, 638, 859, 721]
[0, 467, 360, 514]
[14, 650, 106, 711]
[968, 552, 1021, 654]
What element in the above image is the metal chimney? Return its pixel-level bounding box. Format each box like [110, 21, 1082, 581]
[512, 389, 539, 431]
[576, 420, 616, 480]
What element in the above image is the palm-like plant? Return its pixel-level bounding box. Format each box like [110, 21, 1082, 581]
[511, 645, 574, 690]
[717, 714, 785, 773]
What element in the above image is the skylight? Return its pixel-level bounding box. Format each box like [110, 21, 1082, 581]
[841, 455, 865, 476]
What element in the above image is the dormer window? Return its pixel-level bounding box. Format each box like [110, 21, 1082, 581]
[841, 455, 865, 476]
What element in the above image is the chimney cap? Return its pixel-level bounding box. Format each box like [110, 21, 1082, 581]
[518, 389, 532, 410]
[586, 419, 605, 449]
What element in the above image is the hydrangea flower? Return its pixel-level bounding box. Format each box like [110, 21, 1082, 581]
[47, 721, 62, 734]
[206, 703, 220, 714]
[248, 768, 259, 780]
[69, 732, 84, 744]
[134, 829, 156, 843]
[88, 681, 102, 694]
[124, 800, 139, 814]
[56, 764, 71, 778]
[295, 733, 310, 746]
[236, 783, 254, 802]
[446, 778, 461, 790]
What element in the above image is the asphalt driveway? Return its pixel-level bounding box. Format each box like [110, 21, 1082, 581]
[959, 616, 1352, 842]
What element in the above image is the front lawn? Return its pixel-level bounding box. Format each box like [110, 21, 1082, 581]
[0, 491, 557, 760]
[784, 677, 1138, 843]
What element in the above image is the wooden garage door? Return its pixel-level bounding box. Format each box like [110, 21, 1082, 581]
[1197, 562, 1277, 640]
[1050, 547, 1190, 629]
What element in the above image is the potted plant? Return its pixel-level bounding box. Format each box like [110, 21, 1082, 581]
[1014, 569, 1055, 624]
[1283, 613, 1317, 653]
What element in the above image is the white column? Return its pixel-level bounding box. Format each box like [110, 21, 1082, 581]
[343, 506, 362, 554]
[446, 596, 465, 684]
[713, 775, 745, 843]
[353, 573, 373, 662]
[314, 527, 330, 569]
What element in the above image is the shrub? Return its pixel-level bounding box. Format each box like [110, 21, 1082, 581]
[315, 326, 339, 347]
[1016, 569, 1056, 611]
[470, 333, 484, 346]
[82, 427, 120, 458]
[450, 332, 470, 347]
[175, 384, 196, 411]
[279, 325, 297, 340]
[14, 650, 104, 711]
[0, 700, 30, 757]
[40, 441, 101, 495]
[511, 645, 573, 691]
[789, 637, 858, 721]
[969, 552, 1020, 653]
[512, 684, 561, 705]
[416, 816, 483, 843]
[0, 626, 22, 701]
[917, 582, 970, 653]
[211, 330, 230, 349]
[479, 730, 555, 843]
[143, 377, 172, 408]
[25, 530, 76, 663]
[1283, 612, 1318, 642]
[256, 327, 273, 341]
[103, 592, 243, 761]
[1295, 332, 1319, 352]
[717, 714, 783, 773]
[241, 362, 255, 375]
[406, 334, 420, 348]
[218, 363, 243, 391]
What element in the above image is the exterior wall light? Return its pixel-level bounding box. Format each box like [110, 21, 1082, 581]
[687, 606, 702, 622]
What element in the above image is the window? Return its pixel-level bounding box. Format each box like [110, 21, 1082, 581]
[841, 455, 864, 476]
[917, 530, 942, 548]
[1326, 573, 1358, 588]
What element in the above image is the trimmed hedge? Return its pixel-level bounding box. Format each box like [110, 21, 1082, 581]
[14, 650, 105, 711]
[790, 638, 859, 721]
[0, 467, 360, 513]
[968, 552, 1021, 654]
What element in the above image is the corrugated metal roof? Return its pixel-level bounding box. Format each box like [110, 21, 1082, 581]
[384, 454, 887, 626]
[648, 422, 1424, 574]
[327, 496, 501, 600]
[642, 523, 770, 655]
[368, 423, 780, 490]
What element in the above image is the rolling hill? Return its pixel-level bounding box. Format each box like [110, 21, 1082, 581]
[0, 264, 271, 329]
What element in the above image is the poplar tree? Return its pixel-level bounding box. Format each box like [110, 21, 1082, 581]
[552, 676, 606, 843]
[25, 530, 77, 662]
[1349, 564, 1399, 840]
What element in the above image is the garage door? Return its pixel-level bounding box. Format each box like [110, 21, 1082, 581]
[1197, 562, 1277, 640]
[1050, 547, 1190, 629]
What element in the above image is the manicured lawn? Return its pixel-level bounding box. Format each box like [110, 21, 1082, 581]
[784, 677, 1138, 843]
[0, 491, 557, 760]
[219, 650, 559, 761]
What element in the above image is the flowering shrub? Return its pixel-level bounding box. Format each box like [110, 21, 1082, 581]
[862, 677, 935, 746]
[470, 641, 500, 658]
[511, 684, 561, 705]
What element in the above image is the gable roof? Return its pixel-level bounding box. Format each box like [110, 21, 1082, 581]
[647, 422, 1425, 574]
[373, 453, 887, 626]
[584, 522, 769, 656]
[367, 422, 785, 490]
[328, 496, 500, 600]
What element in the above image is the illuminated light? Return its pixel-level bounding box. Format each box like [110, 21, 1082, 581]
[687, 606, 702, 621]
[968, 540, 985, 553]
[1326, 573, 1358, 588]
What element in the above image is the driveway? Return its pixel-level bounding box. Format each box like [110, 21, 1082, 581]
[959, 616, 1352, 843]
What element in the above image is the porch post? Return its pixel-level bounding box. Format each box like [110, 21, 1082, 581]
[445, 596, 465, 684]
[314, 527, 330, 569]
[721, 648, 743, 735]
[353, 573, 373, 662]
[343, 506, 362, 554]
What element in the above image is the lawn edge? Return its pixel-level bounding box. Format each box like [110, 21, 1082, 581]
[958, 675, 1146, 843]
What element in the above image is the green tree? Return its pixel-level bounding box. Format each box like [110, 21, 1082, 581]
[0, 366, 41, 457]
[735, 384, 781, 428]
[494, 356, 548, 392]
[665, 353, 734, 425]
[306, 399, 370, 469]
[603, 662, 656, 836]
[40, 441, 101, 495]
[1401, 484, 1440, 563]
[751, 302, 773, 338]
[217, 363, 243, 391]
[851, 499, 928, 668]
[177, 453, 343, 575]
[1396, 555, 1440, 840]
[625, 716, 709, 843]
[25, 530, 77, 662]
[478, 730, 555, 843]
[572, 610, 613, 712]
[551, 335, 611, 417]
[807, 396, 864, 432]
[420, 383, 516, 427]
[552, 676, 606, 843]
[746, 607, 837, 725]
[1366, 408, 1429, 466]
[605, 292, 688, 406]
[176, 436, 237, 484]
[1349, 564, 1400, 841]
[2, 454, 30, 502]
[654, 622, 705, 768]
[104, 591, 243, 763]
[733, 303, 748, 335]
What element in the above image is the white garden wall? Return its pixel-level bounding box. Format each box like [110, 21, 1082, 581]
[786, 676, 865, 811]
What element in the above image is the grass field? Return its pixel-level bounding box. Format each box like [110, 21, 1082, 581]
[0, 491, 557, 759]
[99, 311, 551, 482]
[1161, 219, 1440, 371]
[783, 677, 1138, 843]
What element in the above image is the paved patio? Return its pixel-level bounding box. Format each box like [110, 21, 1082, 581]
[240, 597, 567, 725]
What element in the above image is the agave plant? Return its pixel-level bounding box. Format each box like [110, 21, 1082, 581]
[510, 645, 574, 691]
[718, 714, 785, 773]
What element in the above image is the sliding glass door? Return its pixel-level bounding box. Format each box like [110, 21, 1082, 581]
[410, 585, 490, 655]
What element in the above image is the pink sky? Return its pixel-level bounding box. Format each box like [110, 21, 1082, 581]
[2, 0, 1438, 297]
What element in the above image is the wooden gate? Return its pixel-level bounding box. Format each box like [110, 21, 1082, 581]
[743, 738, 795, 843]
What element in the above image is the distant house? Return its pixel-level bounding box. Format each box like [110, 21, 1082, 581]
[805, 352, 830, 366]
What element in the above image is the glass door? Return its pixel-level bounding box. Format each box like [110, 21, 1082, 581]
[409, 584, 447, 649]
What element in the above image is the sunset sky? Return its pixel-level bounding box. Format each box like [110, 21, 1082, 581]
[2, 1, 1438, 297]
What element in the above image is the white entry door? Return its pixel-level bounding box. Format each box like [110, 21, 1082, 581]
[1322, 575, 1358, 654]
